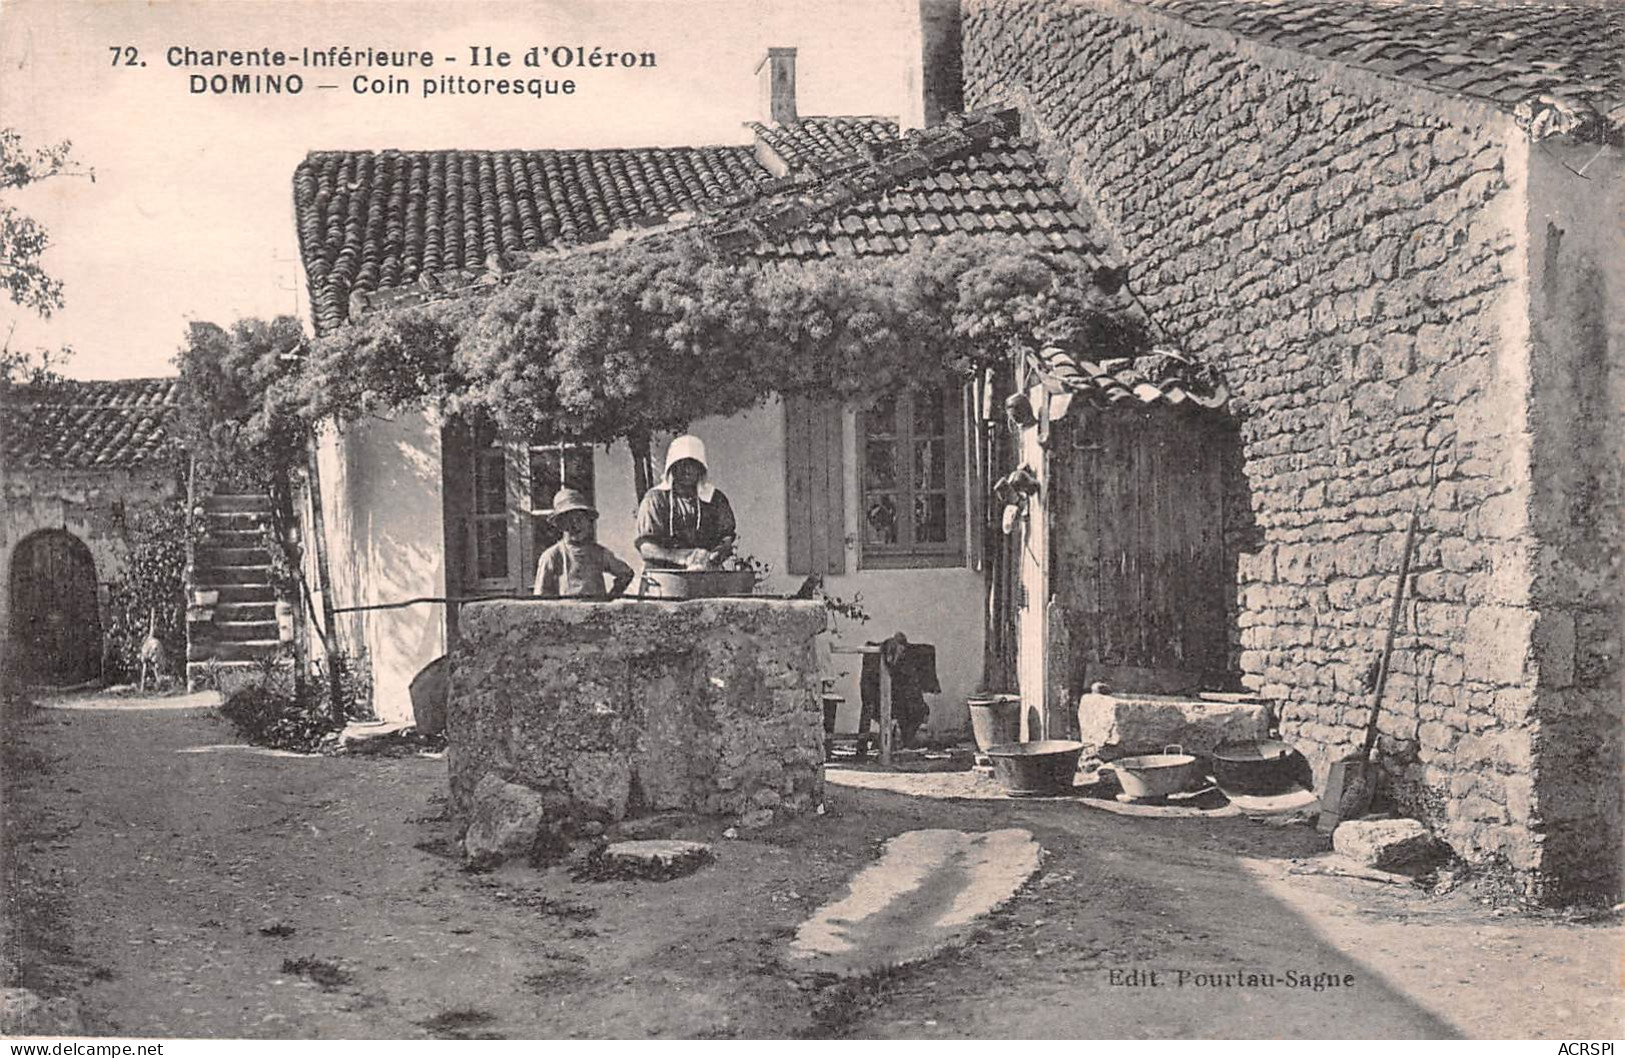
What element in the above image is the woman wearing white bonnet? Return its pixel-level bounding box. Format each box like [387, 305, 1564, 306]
[634, 434, 737, 570]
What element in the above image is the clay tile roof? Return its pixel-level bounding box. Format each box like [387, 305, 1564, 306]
[295, 144, 770, 334]
[1, 377, 182, 470]
[1130, 0, 1625, 140]
[747, 116, 903, 171]
[1032, 347, 1228, 412]
[294, 113, 1118, 333]
[737, 116, 1112, 267]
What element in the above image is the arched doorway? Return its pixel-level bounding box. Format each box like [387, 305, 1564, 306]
[9, 530, 103, 685]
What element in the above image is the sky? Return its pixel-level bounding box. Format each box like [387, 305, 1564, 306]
[0, 0, 917, 379]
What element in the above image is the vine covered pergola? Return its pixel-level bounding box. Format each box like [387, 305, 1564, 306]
[294, 232, 1164, 457]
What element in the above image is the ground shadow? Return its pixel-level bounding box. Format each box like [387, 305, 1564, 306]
[798, 774, 1462, 1038]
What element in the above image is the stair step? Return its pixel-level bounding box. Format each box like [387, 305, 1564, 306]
[202, 512, 272, 530]
[187, 640, 285, 663]
[203, 525, 264, 540]
[196, 546, 272, 566]
[204, 523, 264, 539]
[204, 584, 278, 605]
[203, 494, 273, 513]
[215, 601, 276, 621]
[192, 565, 274, 586]
[186, 659, 287, 692]
[204, 620, 282, 642]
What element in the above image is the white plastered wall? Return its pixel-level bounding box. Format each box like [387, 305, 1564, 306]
[593, 397, 987, 737]
[313, 410, 447, 723]
[322, 397, 986, 735]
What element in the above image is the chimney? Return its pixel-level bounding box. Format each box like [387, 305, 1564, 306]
[900, 0, 964, 130]
[757, 47, 798, 127]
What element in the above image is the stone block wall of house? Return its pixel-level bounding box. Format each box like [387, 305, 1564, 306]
[1523, 142, 1625, 896]
[961, 0, 1603, 889]
[1, 467, 182, 671]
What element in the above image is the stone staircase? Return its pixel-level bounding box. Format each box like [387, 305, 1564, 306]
[187, 493, 288, 688]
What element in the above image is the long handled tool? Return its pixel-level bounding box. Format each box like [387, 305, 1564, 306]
[1317, 509, 1421, 834]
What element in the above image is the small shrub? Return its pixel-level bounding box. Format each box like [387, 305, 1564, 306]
[280, 956, 352, 989]
[818, 587, 870, 630]
[420, 1007, 502, 1040]
[331, 648, 375, 721]
[102, 497, 197, 683]
[219, 682, 341, 753]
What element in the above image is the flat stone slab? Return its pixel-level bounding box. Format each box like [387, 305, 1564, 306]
[598, 839, 713, 880]
[786, 828, 1041, 977]
[1077, 691, 1269, 760]
[1332, 817, 1447, 872]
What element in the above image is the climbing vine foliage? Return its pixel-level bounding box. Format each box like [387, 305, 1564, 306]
[174, 315, 310, 491]
[103, 499, 198, 682]
[297, 234, 1150, 444]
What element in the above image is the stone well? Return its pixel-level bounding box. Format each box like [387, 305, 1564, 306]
[446, 598, 827, 826]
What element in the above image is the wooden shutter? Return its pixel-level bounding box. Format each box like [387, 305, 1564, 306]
[783, 396, 846, 575]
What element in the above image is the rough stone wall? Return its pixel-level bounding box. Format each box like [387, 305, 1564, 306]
[0, 466, 181, 665]
[447, 598, 827, 827]
[1523, 142, 1625, 897]
[964, 1, 1563, 880]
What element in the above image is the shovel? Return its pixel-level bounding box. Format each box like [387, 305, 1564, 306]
[1317, 509, 1420, 834]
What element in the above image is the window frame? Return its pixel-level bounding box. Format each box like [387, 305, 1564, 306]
[467, 429, 518, 593]
[463, 426, 596, 596]
[521, 440, 597, 590]
[856, 381, 967, 570]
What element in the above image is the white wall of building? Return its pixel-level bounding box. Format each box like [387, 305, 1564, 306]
[320, 397, 985, 735]
[1014, 405, 1049, 740]
[597, 397, 985, 737]
[315, 411, 447, 723]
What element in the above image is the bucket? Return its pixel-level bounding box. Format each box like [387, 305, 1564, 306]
[967, 694, 1022, 754]
[985, 740, 1084, 796]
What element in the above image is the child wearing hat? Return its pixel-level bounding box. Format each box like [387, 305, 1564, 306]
[533, 488, 635, 600]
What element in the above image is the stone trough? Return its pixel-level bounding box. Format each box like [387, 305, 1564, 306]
[447, 598, 828, 835]
[1076, 689, 1272, 762]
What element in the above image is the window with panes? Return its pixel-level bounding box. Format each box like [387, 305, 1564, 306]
[470, 429, 512, 588]
[527, 442, 596, 560]
[857, 383, 965, 568]
[466, 424, 595, 593]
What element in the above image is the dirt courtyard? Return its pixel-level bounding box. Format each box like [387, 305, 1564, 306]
[2, 689, 1619, 1040]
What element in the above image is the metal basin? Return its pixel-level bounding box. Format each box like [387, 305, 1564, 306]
[1110, 744, 1200, 800]
[1211, 739, 1298, 796]
[638, 569, 758, 599]
[986, 740, 1084, 796]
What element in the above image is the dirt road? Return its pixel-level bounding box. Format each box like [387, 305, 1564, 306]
[2, 690, 1618, 1039]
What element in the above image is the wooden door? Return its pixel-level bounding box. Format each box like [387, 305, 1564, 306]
[9, 530, 102, 684]
[1050, 409, 1229, 694]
